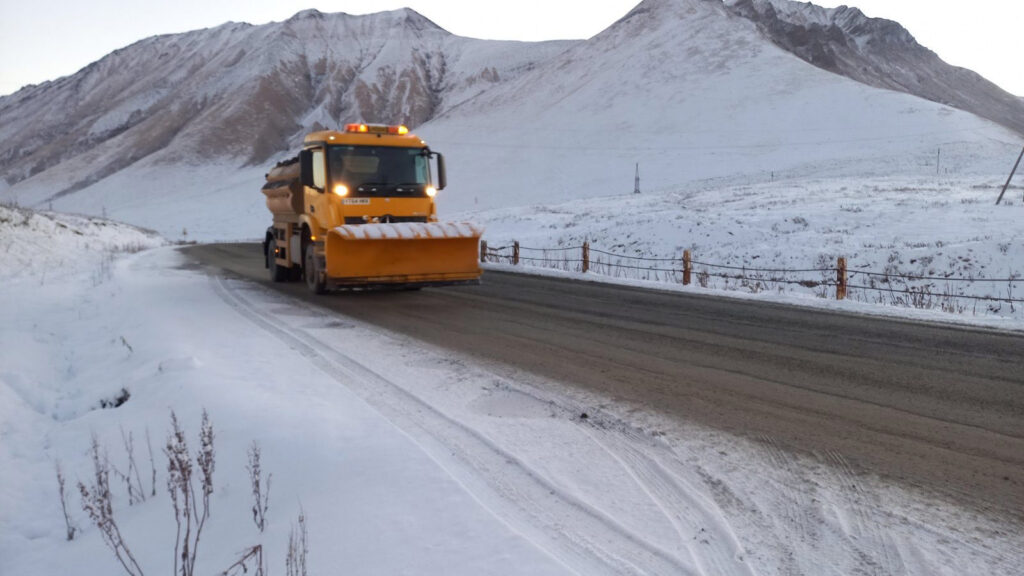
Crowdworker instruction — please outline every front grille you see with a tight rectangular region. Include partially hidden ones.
[351,185,426,198]
[343,216,429,225]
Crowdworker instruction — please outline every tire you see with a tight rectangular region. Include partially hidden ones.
[268,238,288,282]
[304,244,326,294]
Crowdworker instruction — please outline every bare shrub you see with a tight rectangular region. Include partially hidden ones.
[55,460,78,541]
[246,441,271,533]
[814,254,833,298]
[78,435,145,576]
[66,413,287,576]
[697,268,710,288]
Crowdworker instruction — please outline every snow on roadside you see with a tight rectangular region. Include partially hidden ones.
[0,210,569,575]
[0,204,165,280]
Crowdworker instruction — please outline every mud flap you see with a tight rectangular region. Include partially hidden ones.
[325,222,483,286]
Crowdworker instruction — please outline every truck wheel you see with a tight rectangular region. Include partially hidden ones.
[268,238,288,282]
[304,244,326,294]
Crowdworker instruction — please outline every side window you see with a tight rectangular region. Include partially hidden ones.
[312,149,325,190]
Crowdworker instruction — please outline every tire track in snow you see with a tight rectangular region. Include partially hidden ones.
[754,434,821,576]
[822,449,904,576]
[211,276,698,576]
[581,424,757,576]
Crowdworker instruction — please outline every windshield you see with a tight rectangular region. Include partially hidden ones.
[328,145,429,196]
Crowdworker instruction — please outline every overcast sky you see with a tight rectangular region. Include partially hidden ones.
[0,0,1021,97]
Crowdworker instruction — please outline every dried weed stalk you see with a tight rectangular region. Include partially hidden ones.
[115,426,146,506]
[165,409,215,576]
[219,545,265,576]
[145,428,157,498]
[55,460,78,541]
[78,434,145,576]
[285,510,308,576]
[246,441,271,533]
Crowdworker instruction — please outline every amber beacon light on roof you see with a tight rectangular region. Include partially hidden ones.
[259,123,483,293]
[343,123,410,135]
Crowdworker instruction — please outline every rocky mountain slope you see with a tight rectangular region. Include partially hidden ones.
[725,0,1024,135]
[0,8,569,196]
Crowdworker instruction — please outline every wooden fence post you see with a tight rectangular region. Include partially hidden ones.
[513,241,520,266]
[582,242,590,273]
[480,240,487,263]
[683,250,692,285]
[837,257,847,300]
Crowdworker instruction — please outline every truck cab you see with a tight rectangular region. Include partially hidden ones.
[298,123,446,236]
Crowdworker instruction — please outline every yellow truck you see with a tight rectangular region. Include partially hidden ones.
[261,123,482,293]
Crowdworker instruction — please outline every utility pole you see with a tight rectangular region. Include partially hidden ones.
[936,148,940,175]
[996,146,1024,205]
[633,163,640,194]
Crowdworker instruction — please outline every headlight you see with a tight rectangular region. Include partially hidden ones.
[333,184,349,197]
[425,186,438,198]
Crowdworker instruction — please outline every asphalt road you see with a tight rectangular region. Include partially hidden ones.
[183,242,1024,517]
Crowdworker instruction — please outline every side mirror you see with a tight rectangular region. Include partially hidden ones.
[299,150,315,189]
[435,153,447,190]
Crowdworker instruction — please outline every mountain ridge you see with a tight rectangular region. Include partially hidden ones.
[0,8,570,194]
[0,0,1020,221]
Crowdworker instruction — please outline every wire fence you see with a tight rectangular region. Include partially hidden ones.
[480,240,1024,316]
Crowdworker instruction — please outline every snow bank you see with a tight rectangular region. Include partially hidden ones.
[0,246,568,575]
[0,204,165,280]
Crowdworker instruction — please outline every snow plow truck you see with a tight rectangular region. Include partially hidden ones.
[261,123,482,293]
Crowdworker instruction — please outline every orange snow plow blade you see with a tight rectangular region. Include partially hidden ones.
[325,222,483,287]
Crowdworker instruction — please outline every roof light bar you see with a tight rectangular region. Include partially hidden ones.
[343,123,409,135]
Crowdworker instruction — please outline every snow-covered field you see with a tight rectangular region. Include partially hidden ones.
[2,207,1022,575]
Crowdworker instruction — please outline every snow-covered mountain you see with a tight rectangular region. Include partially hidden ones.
[0,0,1021,238]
